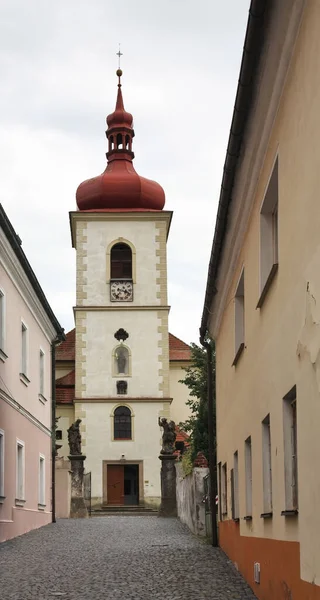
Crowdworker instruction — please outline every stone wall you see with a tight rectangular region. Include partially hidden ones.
[55,458,71,518]
[175,463,209,537]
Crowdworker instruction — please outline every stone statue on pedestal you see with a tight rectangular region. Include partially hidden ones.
[67,419,82,455]
[158,417,176,455]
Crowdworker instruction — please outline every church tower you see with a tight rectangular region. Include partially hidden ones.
[70,69,172,508]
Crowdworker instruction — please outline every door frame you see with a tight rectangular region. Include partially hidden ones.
[102,460,144,506]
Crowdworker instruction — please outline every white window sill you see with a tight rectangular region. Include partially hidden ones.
[38,503,46,511]
[19,373,30,387]
[38,393,47,404]
[0,495,6,504]
[15,498,26,507]
[0,348,8,363]
[232,342,245,367]
[257,263,278,309]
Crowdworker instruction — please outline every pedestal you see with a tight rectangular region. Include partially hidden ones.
[158,454,177,517]
[68,454,88,518]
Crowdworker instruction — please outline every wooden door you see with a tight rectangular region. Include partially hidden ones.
[107,464,124,505]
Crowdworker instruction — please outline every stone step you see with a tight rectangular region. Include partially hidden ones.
[90,505,158,517]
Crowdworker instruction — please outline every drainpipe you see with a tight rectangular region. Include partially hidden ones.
[200,333,218,547]
[51,336,62,524]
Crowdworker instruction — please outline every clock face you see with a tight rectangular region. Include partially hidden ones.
[110,281,133,302]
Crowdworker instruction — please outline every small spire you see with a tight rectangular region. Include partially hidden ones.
[116,44,123,86]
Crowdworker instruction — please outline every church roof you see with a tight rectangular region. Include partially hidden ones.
[56,369,75,386]
[168,333,191,361]
[76,70,165,212]
[56,328,75,360]
[56,329,191,362]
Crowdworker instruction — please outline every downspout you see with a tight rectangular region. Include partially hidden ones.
[51,336,62,523]
[200,333,217,547]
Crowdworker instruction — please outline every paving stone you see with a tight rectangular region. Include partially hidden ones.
[0,517,257,599]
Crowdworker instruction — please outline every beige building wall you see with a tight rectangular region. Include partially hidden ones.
[56,405,74,458]
[210,2,320,589]
[169,363,191,425]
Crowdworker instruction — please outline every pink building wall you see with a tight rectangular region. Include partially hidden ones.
[0,401,52,542]
[0,217,63,542]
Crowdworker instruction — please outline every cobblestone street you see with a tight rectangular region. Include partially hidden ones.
[0,517,257,600]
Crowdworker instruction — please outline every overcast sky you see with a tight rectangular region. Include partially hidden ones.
[0,0,250,345]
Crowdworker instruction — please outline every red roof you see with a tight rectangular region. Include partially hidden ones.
[56,328,75,361]
[56,370,75,386]
[169,333,191,361]
[56,387,74,404]
[56,329,191,363]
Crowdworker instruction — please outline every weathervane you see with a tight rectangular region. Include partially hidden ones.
[116,44,123,85]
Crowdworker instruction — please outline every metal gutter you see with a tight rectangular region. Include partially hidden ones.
[0,204,65,339]
[200,0,268,340]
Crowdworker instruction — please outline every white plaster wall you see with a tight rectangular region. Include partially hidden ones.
[84,310,163,397]
[176,463,209,536]
[169,364,191,424]
[84,220,162,306]
[82,401,164,503]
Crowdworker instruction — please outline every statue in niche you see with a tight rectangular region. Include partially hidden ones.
[115,346,128,374]
[117,380,128,395]
[67,419,82,455]
[158,417,176,455]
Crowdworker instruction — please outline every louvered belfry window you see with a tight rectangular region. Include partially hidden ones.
[111,243,132,279]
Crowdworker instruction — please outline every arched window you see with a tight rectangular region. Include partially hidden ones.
[117,133,123,149]
[114,406,132,439]
[114,345,129,375]
[111,243,132,279]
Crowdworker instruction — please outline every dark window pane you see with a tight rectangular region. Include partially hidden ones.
[111,243,132,279]
[114,406,132,439]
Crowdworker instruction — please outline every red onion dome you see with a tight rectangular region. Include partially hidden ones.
[76,69,165,212]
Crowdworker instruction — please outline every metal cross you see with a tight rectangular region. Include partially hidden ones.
[117,44,123,69]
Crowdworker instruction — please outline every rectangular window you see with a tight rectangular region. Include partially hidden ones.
[218,462,222,520]
[39,349,44,396]
[16,441,25,501]
[0,289,6,355]
[21,321,28,377]
[262,414,272,515]
[39,455,45,506]
[0,429,4,499]
[233,269,245,365]
[283,387,298,512]
[245,436,252,518]
[221,463,227,516]
[233,451,239,520]
[258,156,279,307]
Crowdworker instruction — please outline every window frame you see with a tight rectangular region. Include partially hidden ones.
[257,155,279,308]
[113,405,133,441]
[233,451,239,520]
[0,429,5,501]
[39,348,45,400]
[106,238,136,284]
[20,320,30,385]
[233,269,245,366]
[38,454,46,508]
[261,414,273,517]
[0,288,7,362]
[16,439,25,505]
[282,386,298,515]
[244,436,252,519]
[221,462,227,517]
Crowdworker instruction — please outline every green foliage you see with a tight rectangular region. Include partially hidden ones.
[179,340,215,463]
[181,448,193,477]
